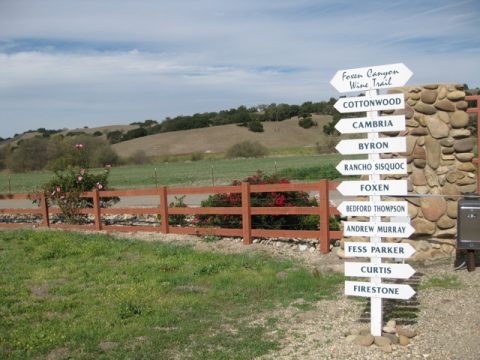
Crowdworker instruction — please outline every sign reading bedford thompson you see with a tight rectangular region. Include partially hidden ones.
[338,200,409,217]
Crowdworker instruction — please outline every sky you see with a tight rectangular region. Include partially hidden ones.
[1,0,479,138]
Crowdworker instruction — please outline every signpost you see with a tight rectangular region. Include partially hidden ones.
[335,137,406,155]
[330,63,413,93]
[336,159,407,176]
[344,262,415,279]
[337,180,407,196]
[335,115,405,134]
[344,242,416,259]
[330,63,414,337]
[337,200,409,217]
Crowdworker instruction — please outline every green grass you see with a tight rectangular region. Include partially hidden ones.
[0,229,344,359]
[0,154,347,193]
[419,274,462,290]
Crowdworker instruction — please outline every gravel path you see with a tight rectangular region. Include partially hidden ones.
[114,232,480,360]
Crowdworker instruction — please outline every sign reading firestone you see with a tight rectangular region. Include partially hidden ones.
[331,63,414,337]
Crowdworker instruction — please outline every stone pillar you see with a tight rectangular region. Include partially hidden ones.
[382,84,476,260]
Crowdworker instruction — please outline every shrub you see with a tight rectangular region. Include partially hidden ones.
[247,120,264,132]
[168,195,188,226]
[225,140,268,159]
[190,152,204,161]
[36,143,118,224]
[196,171,339,230]
[128,150,150,165]
[298,116,317,129]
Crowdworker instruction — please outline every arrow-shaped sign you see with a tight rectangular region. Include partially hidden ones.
[345,262,415,279]
[336,158,407,176]
[345,281,415,300]
[335,115,405,134]
[337,180,407,196]
[334,94,405,113]
[337,201,409,217]
[344,242,416,259]
[343,221,414,238]
[330,63,413,93]
[336,137,406,155]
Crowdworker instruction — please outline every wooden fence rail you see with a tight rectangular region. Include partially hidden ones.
[0,180,342,253]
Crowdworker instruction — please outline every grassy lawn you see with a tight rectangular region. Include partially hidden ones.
[0,153,347,193]
[0,230,343,359]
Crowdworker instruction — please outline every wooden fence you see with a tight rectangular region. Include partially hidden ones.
[0,180,342,253]
[465,95,480,194]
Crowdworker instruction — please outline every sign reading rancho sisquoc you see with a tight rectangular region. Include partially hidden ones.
[330,63,414,337]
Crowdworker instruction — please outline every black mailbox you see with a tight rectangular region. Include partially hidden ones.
[457,198,480,250]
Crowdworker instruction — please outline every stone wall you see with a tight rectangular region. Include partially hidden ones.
[339,84,477,261]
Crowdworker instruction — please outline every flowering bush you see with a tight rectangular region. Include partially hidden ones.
[36,143,118,224]
[196,171,339,230]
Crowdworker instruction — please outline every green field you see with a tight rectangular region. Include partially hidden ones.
[0,230,343,359]
[0,154,348,193]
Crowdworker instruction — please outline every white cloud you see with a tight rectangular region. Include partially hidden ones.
[0,0,479,137]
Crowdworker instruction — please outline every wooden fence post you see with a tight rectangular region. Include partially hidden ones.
[159,186,169,234]
[40,193,50,228]
[241,182,252,245]
[92,189,102,231]
[319,179,330,253]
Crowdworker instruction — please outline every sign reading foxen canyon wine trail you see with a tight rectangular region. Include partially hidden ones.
[330,63,414,337]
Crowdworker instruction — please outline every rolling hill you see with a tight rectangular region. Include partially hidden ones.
[111,114,334,158]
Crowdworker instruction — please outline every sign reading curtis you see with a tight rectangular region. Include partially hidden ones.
[330,63,414,337]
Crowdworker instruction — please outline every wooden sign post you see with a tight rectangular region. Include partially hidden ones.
[331,63,414,336]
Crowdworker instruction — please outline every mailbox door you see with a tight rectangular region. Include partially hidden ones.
[458,202,480,248]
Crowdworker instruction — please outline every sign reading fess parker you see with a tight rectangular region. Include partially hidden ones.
[330,63,413,93]
[334,94,405,113]
[345,281,415,300]
[337,180,408,196]
[335,115,405,134]
[336,137,406,155]
[344,242,416,259]
[345,262,415,279]
[336,158,407,176]
[343,221,414,238]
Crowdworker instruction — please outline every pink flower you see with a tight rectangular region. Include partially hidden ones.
[75,143,84,149]
[56,186,61,192]
[80,168,86,175]
[77,175,83,182]
[51,190,56,196]
[96,182,103,190]
[104,164,112,170]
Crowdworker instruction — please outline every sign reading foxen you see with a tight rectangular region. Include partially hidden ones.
[330,63,413,93]
[337,180,408,196]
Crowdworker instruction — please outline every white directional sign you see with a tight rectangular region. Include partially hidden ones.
[330,63,413,93]
[345,281,415,300]
[334,94,405,113]
[344,242,416,259]
[337,180,407,196]
[335,115,405,134]
[343,221,414,238]
[345,262,416,279]
[336,158,407,176]
[336,137,406,155]
[338,201,409,217]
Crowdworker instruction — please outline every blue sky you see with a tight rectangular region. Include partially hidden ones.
[1,0,479,138]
